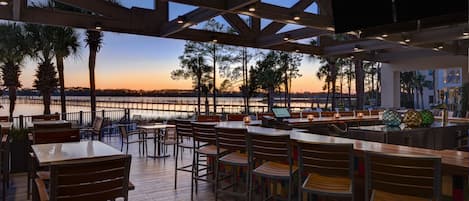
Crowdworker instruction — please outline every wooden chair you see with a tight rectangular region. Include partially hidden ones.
[215,127,249,200]
[320,111,335,117]
[33,122,71,130]
[297,141,354,201]
[34,155,132,201]
[191,122,227,200]
[226,114,248,121]
[80,116,104,140]
[248,134,296,201]
[365,152,441,201]
[339,111,355,117]
[32,128,80,144]
[31,114,60,122]
[118,125,144,155]
[174,119,195,189]
[197,115,221,122]
[0,116,9,122]
[0,134,9,201]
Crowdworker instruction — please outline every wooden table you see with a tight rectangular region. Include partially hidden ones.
[31,141,124,166]
[137,124,176,158]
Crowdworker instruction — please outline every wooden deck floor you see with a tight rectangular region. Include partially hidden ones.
[6,137,219,201]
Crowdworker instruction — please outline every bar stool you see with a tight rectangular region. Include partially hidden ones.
[365,152,441,201]
[174,119,194,189]
[191,122,227,200]
[248,134,296,201]
[297,141,354,201]
[214,127,249,200]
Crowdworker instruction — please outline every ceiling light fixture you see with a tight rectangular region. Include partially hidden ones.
[463,27,469,36]
[95,22,103,30]
[176,16,186,24]
[248,6,256,12]
[381,34,388,38]
[353,45,363,52]
[0,1,8,6]
[295,49,300,53]
[283,34,291,41]
[211,36,218,43]
[404,38,411,43]
[293,15,301,21]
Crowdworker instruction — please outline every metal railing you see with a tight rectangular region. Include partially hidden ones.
[11,109,130,128]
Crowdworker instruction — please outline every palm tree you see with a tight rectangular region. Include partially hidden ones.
[84,30,102,120]
[0,23,30,119]
[172,42,212,115]
[413,72,432,109]
[25,24,59,114]
[52,27,80,119]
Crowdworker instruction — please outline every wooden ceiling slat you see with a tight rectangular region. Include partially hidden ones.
[160,8,220,37]
[55,0,130,19]
[222,13,252,36]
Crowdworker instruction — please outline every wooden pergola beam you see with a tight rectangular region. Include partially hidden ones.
[269,42,322,55]
[55,0,130,18]
[222,13,252,36]
[257,27,329,47]
[260,0,316,36]
[160,8,220,37]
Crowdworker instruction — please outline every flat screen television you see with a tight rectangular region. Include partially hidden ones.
[272,108,291,119]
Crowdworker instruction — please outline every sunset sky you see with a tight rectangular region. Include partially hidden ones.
[19,0,325,93]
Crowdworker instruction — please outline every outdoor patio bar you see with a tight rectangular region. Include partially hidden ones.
[0,0,467,201]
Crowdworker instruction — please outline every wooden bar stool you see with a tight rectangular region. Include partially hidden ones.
[248,134,297,201]
[365,152,441,201]
[174,119,194,189]
[297,141,354,201]
[191,122,227,200]
[214,127,249,200]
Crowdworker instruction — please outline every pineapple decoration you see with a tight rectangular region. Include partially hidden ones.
[419,110,435,126]
[403,110,423,127]
[382,110,401,127]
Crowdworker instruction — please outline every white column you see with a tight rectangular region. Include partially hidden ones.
[381,63,401,108]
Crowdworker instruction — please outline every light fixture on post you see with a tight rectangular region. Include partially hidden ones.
[94,22,103,31]
[283,34,291,41]
[176,16,186,24]
[353,45,363,52]
[0,1,8,6]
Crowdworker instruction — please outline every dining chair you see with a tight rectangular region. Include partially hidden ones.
[197,115,221,122]
[226,114,248,121]
[365,152,441,201]
[174,119,195,190]
[191,122,227,200]
[33,155,132,201]
[80,116,104,140]
[118,125,145,155]
[297,141,354,201]
[0,133,9,201]
[214,127,249,200]
[248,134,296,201]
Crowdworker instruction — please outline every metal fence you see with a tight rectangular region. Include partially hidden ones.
[11,109,130,128]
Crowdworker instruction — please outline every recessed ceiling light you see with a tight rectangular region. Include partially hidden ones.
[0,1,8,6]
[293,16,301,21]
[432,47,440,51]
[95,22,102,30]
[463,31,469,36]
[438,45,444,49]
[283,34,290,41]
[353,45,363,52]
[212,38,218,43]
[404,38,411,43]
[248,6,256,12]
[381,34,388,38]
[295,49,300,53]
[176,16,186,24]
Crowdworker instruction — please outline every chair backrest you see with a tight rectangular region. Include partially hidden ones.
[248,134,290,164]
[192,122,217,145]
[33,128,80,144]
[175,119,193,138]
[215,127,248,153]
[226,114,248,121]
[93,116,104,131]
[320,111,335,117]
[339,111,354,117]
[365,152,441,201]
[118,125,129,139]
[197,115,221,122]
[31,114,60,122]
[49,155,131,201]
[33,122,72,130]
[0,116,9,122]
[298,142,354,179]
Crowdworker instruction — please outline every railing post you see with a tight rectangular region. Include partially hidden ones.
[79,111,83,126]
[19,115,24,129]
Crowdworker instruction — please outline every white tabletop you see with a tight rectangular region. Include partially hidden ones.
[31,141,124,166]
[32,120,69,125]
[137,124,176,129]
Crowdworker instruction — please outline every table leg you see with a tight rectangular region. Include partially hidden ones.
[146,128,169,159]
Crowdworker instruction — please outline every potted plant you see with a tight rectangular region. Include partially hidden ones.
[9,128,30,173]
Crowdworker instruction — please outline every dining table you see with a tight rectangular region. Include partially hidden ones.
[137,124,176,158]
[31,140,124,167]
